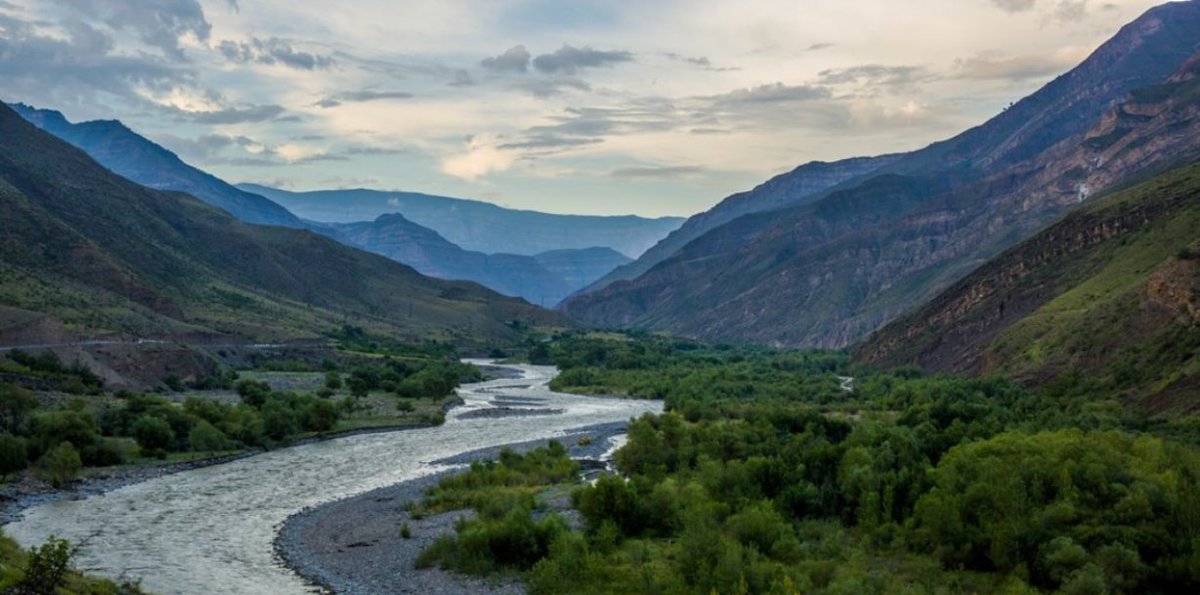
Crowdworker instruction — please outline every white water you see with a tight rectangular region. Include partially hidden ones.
[4,362,661,594]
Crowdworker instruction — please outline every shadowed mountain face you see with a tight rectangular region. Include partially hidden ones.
[11,104,305,229]
[0,102,563,344]
[238,184,683,258]
[563,2,1200,349]
[856,160,1200,414]
[332,215,631,307]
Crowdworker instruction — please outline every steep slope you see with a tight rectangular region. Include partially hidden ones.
[333,214,570,307]
[584,155,899,292]
[240,184,683,257]
[564,2,1200,348]
[0,102,562,345]
[11,104,305,229]
[856,161,1200,413]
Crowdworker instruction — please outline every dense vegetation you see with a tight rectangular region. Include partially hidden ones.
[0,531,146,594]
[0,348,477,486]
[424,334,1200,594]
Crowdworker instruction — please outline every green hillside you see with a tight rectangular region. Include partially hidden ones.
[857,161,1200,413]
[0,102,563,346]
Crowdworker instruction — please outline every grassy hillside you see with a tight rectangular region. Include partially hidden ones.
[857,161,1200,412]
[0,103,563,346]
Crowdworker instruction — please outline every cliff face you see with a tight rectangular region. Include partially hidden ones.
[563,3,1200,349]
[855,161,1200,412]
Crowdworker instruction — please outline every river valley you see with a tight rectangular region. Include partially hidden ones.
[3,362,661,594]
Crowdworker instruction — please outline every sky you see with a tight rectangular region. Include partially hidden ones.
[0,0,1170,217]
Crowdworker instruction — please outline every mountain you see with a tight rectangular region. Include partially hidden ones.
[583,155,899,292]
[333,215,631,306]
[11,103,305,229]
[856,160,1200,413]
[533,248,631,293]
[238,184,684,258]
[563,2,1200,348]
[0,102,562,346]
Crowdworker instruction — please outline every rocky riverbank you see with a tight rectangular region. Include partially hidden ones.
[274,422,628,595]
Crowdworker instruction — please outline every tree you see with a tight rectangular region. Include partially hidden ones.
[0,383,39,434]
[20,535,71,595]
[235,380,272,408]
[188,420,229,454]
[0,432,29,477]
[303,399,338,432]
[324,372,343,391]
[38,442,82,487]
[132,415,175,452]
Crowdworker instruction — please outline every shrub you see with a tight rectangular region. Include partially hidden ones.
[0,432,29,477]
[132,415,175,452]
[37,442,82,487]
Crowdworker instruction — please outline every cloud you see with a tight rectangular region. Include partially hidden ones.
[0,15,186,111]
[953,52,1077,81]
[990,0,1037,11]
[218,36,333,70]
[664,53,739,72]
[50,0,210,59]
[481,45,531,72]
[512,78,591,98]
[440,135,517,180]
[807,42,835,52]
[450,69,473,86]
[817,65,933,89]
[611,165,705,179]
[709,83,831,105]
[532,45,633,74]
[173,104,285,124]
[314,89,413,108]
[499,134,603,150]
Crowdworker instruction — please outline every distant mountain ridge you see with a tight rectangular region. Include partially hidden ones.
[239,184,684,258]
[332,214,631,306]
[11,103,305,229]
[0,101,562,346]
[563,2,1200,348]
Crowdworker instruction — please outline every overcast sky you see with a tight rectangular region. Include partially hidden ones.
[0,0,1168,217]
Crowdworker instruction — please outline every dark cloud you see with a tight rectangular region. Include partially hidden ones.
[314,89,413,108]
[817,65,933,89]
[532,45,633,74]
[0,14,186,113]
[499,134,603,150]
[481,45,531,72]
[50,0,210,59]
[450,69,474,86]
[218,37,333,70]
[174,104,285,124]
[611,165,705,179]
[991,0,1037,11]
[343,145,407,156]
[807,42,834,52]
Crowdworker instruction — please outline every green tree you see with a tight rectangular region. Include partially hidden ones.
[0,432,29,477]
[37,442,82,487]
[324,372,343,391]
[188,420,229,454]
[19,535,71,595]
[132,415,175,452]
[235,380,272,408]
[0,383,38,434]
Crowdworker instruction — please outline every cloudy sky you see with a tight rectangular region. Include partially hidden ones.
[0,0,1167,217]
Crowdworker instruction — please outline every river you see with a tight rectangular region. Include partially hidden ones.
[4,362,661,594]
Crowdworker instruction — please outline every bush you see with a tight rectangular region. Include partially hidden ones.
[0,432,29,477]
[132,415,175,452]
[37,442,82,487]
[188,420,229,453]
[324,372,343,391]
[19,535,71,594]
[235,380,272,408]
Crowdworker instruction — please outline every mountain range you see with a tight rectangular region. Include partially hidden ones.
[332,214,631,306]
[563,1,1200,349]
[239,184,683,258]
[11,105,655,305]
[0,102,561,347]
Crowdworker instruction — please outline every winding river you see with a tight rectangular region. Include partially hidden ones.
[4,362,661,594]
